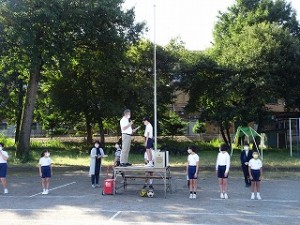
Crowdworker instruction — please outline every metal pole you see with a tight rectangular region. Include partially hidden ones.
[153,4,157,151]
[289,118,292,157]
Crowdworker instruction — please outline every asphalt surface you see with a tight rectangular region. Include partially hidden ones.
[0,167,299,225]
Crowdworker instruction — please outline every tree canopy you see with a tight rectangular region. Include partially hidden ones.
[181,0,300,145]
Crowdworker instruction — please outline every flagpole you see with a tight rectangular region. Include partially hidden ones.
[153,4,157,151]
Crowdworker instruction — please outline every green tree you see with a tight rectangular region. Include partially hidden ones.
[123,40,177,126]
[193,120,206,134]
[181,0,300,145]
[159,111,188,136]
[0,0,144,160]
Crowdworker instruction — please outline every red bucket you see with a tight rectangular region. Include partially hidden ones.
[102,178,115,195]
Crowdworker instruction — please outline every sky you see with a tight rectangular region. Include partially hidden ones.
[123,0,300,50]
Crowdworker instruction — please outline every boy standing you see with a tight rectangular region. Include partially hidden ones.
[248,151,263,200]
[143,116,154,167]
[240,142,253,187]
[216,144,230,199]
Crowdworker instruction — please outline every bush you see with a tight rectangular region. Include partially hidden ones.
[0,134,14,147]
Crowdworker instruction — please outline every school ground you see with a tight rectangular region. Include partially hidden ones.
[0,166,299,225]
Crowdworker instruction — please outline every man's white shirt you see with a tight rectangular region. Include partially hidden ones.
[120,117,132,134]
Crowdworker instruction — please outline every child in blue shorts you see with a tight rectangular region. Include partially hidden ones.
[216,144,230,199]
[39,150,52,195]
[186,145,199,199]
[0,143,9,194]
[248,151,263,200]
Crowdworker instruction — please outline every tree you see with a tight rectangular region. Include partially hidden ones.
[42,1,144,145]
[0,0,144,160]
[211,0,300,130]
[123,40,177,125]
[181,0,300,145]
[159,111,188,136]
[193,120,206,134]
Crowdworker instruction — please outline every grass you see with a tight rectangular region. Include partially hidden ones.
[3,137,300,178]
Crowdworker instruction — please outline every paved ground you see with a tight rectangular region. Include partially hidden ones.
[0,167,299,225]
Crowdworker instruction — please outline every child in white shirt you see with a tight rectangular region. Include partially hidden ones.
[186,145,199,199]
[39,150,52,195]
[0,143,9,194]
[248,151,263,200]
[216,144,230,199]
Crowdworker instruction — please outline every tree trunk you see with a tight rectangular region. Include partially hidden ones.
[98,118,105,147]
[85,115,93,145]
[16,64,41,161]
[219,124,229,145]
[226,127,232,149]
[15,79,25,144]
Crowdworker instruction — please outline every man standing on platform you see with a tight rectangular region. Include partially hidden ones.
[120,109,134,167]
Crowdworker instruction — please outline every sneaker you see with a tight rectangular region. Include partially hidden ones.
[125,162,132,166]
[189,193,193,199]
[142,184,147,189]
[149,185,154,189]
[45,189,49,195]
[251,193,255,200]
[3,188,8,194]
[220,193,224,199]
[120,163,127,167]
[256,193,261,200]
[224,193,228,199]
[145,162,154,167]
[42,191,47,195]
[193,194,197,199]
[92,184,96,188]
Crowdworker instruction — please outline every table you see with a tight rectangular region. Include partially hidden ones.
[113,166,172,198]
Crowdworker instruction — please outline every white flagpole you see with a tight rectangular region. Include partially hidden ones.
[153,4,157,151]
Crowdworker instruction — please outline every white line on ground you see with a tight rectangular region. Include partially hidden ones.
[29,181,76,197]
[210,198,299,203]
[109,211,121,221]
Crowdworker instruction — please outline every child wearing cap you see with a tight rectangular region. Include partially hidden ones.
[0,143,9,194]
[216,143,230,199]
[248,151,263,200]
[186,145,199,199]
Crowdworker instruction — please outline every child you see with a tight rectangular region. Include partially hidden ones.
[248,151,263,200]
[112,143,124,180]
[114,143,122,167]
[143,148,155,189]
[186,145,199,199]
[216,144,230,199]
[143,116,154,167]
[240,142,253,187]
[38,150,52,195]
[89,141,106,188]
[0,143,9,194]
